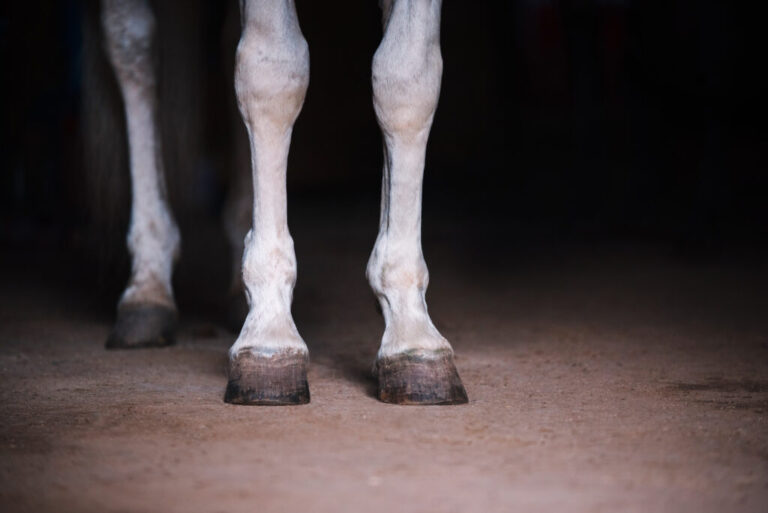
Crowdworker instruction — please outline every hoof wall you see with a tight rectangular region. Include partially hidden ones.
[225,351,310,405]
[106,304,177,349]
[377,352,468,405]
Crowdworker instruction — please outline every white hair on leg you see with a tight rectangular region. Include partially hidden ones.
[368,0,467,404]
[224,0,310,405]
[101,0,180,348]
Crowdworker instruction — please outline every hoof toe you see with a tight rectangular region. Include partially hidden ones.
[225,350,310,405]
[106,304,177,349]
[377,352,468,405]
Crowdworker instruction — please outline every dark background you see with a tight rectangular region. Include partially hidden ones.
[1,0,766,314]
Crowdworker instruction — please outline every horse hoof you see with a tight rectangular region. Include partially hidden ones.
[225,350,310,405]
[106,304,177,349]
[376,352,468,405]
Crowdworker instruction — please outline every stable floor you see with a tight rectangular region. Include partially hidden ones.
[1,216,767,513]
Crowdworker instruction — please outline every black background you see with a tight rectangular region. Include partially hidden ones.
[2,0,766,307]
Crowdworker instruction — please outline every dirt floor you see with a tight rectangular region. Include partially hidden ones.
[1,217,767,512]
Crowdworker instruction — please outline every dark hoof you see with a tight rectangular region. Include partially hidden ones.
[106,304,177,349]
[226,292,249,333]
[225,350,310,405]
[377,352,468,405]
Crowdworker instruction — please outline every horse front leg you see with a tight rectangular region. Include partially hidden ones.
[101,0,180,348]
[368,0,467,404]
[224,0,310,405]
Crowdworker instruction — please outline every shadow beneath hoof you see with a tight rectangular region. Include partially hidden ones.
[345,362,377,400]
[311,345,379,400]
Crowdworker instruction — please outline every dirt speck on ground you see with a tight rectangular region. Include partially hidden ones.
[1,234,767,513]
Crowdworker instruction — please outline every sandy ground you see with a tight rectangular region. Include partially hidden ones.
[1,222,767,512]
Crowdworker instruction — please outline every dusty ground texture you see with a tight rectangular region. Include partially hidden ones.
[1,219,767,512]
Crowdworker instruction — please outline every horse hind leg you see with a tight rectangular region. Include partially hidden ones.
[368,0,467,404]
[101,0,180,348]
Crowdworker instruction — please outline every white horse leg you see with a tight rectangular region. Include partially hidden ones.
[101,0,180,348]
[368,0,467,404]
[224,0,310,405]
